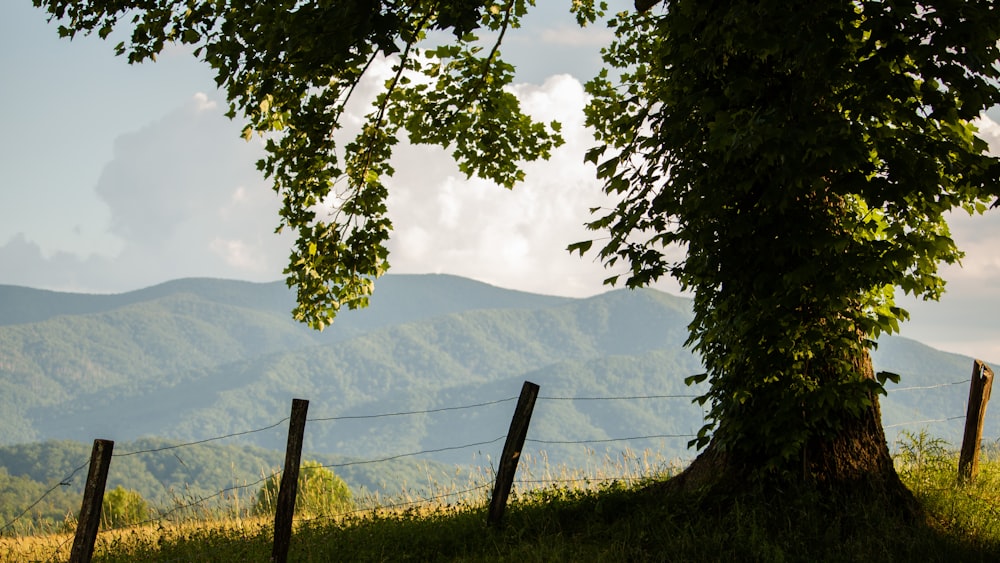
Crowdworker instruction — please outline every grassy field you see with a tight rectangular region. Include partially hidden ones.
[4,436,1000,562]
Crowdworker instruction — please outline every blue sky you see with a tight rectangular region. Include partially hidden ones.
[2,2,999,363]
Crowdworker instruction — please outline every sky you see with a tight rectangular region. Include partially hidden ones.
[1,3,999,363]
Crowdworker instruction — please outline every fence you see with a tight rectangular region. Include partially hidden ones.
[0,359,994,562]
[0,383,701,562]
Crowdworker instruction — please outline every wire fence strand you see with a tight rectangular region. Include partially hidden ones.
[113,417,290,458]
[538,393,700,401]
[0,458,90,534]
[527,433,696,445]
[886,379,968,393]
[319,436,508,469]
[307,397,518,422]
[884,415,966,429]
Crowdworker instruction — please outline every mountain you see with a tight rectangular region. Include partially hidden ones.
[0,275,570,330]
[0,275,993,498]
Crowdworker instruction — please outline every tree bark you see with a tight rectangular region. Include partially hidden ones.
[660,348,919,515]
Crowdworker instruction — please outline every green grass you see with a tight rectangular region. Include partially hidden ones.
[4,441,1000,562]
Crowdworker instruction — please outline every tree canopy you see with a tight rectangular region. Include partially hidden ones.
[33,0,1000,487]
[35,0,565,328]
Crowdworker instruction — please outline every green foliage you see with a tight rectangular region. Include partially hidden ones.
[894,429,954,496]
[895,429,952,473]
[32,0,562,329]
[101,485,151,529]
[580,1,1000,474]
[896,440,1000,546]
[253,461,355,517]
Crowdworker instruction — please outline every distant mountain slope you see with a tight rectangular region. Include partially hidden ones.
[0,274,573,442]
[20,287,701,463]
[0,274,571,329]
[0,274,992,478]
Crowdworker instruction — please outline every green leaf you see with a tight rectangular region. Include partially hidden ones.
[567,240,594,255]
[876,371,902,386]
[684,372,708,386]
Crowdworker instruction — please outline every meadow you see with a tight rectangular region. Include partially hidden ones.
[3,433,999,562]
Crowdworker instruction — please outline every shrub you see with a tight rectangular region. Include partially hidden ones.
[254,461,354,517]
[101,485,151,529]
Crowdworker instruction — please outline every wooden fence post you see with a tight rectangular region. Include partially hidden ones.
[69,439,114,563]
[272,398,309,563]
[487,381,540,528]
[958,360,994,484]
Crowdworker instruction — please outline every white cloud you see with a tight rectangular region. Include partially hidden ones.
[974,114,1000,154]
[209,237,268,270]
[0,93,292,292]
[540,25,614,47]
[381,74,615,296]
[192,91,218,112]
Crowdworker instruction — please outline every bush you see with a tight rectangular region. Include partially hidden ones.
[254,461,354,517]
[101,485,151,529]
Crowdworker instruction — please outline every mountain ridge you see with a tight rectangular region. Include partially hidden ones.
[0,274,575,328]
[0,274,991,471]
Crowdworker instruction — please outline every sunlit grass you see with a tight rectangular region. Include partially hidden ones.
[894,432,1000,548]
[4,443,1000,562]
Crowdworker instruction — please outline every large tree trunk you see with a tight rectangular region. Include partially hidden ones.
[801,349,899,486]
[660,348,919,516]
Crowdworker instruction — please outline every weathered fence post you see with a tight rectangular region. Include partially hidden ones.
[69,439,114,563]
[487,381,540,528]
[958,360,994,484]
[272,398,309,563]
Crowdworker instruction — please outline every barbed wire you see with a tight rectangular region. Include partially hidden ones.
[526,433,696,446]
[0,394,514,546]
[3,418,291,544]
[153,472,278,522]
[886,379,968,393]
[884,415,966,429]
[10,459,97,563]
[513,475,660,487]
[538,393,700,401]
[318,436,508,469]
[116,435,509,527]
[0,458,90,535]
[113,417,290,458]
[307,397,517,422]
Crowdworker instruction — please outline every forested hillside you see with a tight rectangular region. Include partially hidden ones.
[0,275,991,502]
[0,437,458,530]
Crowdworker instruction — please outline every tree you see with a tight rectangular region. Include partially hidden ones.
[101,485,150,529]
[578,1,1000,499]
[254,461,355,517]
[32,0,1000,500]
